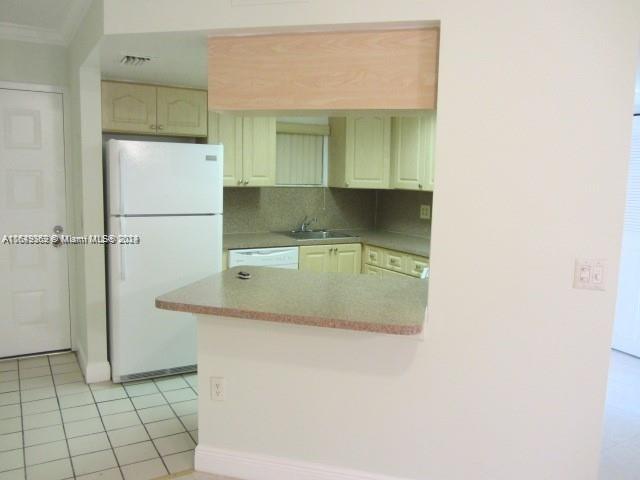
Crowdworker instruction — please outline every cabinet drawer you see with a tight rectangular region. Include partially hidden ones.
[363,265,384,276]
[363,245,383,267]
[406,255,429,278]
[382,250,405,272]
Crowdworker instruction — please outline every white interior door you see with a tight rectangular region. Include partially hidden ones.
[0,88,70,358]
[613,116,640,356]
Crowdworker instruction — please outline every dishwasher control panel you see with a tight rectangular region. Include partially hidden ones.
[228,247,299,269]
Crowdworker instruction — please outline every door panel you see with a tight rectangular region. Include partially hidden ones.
[157,87,207,137]
[209,113,243,186]
[109,214,222,380]
[0,88,70,357]
[242,117,276,186]
[107,141,223,215]
[334,244,362,274]
[101,82,157,134]
[299,245,331,273]
[346,116,390,188]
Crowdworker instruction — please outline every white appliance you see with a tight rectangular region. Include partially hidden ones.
[229,247,299,269]
[106,140,223,382]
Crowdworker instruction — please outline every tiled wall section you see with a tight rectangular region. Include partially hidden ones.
[224,187,376,234]
[375,190,433,238]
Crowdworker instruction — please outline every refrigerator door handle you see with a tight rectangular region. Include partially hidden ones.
[119,152,127,214]
[120,216,127,281]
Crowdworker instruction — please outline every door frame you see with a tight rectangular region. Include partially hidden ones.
[0,80,75,356]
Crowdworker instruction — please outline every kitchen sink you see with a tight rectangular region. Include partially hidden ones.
[286,230,355,241]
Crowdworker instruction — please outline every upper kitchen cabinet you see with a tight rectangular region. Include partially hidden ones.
[391,113,436,191]
[208,113,276,187]
[242,117,277,186]
[328,115,391,189]
[101,81,208,137]
[102,81,157,135]
[156,87,208,137]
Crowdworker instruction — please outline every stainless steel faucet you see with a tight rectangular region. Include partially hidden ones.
[298,216,317,232]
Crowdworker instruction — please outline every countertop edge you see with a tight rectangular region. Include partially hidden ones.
[155,298,423,336]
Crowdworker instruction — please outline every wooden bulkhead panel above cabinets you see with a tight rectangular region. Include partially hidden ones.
[208,28,439,111]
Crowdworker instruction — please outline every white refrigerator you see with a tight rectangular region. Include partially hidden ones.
[106,140,223,382]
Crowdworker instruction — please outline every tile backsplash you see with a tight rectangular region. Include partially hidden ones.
[224,187,376,234]
[375,190,433,238]
[224,187,432,238]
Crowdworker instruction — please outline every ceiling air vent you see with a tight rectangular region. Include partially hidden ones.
[120,55,151,66]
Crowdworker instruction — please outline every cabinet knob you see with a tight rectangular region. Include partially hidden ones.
[157,125,164,131]
[237,180,243,185]
[344,182,349,188]
[418,184,423,189]
[243,180,249,185]
[149,124,156,129]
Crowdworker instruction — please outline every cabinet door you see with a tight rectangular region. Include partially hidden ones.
[345,116,390,189]
[299,245,332,273]
[209,113,243,186]
[101,82,157,134]
[242,117,276,186]
[391,116,428,191]
[333,244,362,274]
[156,87,208,137]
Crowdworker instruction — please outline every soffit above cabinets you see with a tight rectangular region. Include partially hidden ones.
[0,0,91,45]
[208,28,439,111]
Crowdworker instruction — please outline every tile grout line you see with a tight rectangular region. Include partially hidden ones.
[84,381,126,479]
[48,355,77,480]
[122,380,171,476]
[16,359,27,480]
[153,378,198,452]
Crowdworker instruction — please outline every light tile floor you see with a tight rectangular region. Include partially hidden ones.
[2,350,638,480]
[0,352,198,480]
[599,350,640,479]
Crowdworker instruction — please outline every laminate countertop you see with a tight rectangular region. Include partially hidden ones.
[223,230,430,257]
[156,266,428,335]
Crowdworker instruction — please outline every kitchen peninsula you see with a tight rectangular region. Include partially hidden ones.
[156,267,429,478]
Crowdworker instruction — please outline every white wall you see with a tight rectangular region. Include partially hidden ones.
[0,39,67,86]
[92,1,639,478]
[67,0,110,382]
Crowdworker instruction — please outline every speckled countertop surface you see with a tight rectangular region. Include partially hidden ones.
[223,230,430,257]
[156,266,428,335]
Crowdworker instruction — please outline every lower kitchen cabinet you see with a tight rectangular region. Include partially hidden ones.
[362,244,429,279]
[299,243,362,274]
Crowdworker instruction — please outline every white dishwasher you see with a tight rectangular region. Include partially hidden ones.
[228,246,299,269]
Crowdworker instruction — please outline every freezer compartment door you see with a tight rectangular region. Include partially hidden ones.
[108,214,222,381]
[107,140,223,215]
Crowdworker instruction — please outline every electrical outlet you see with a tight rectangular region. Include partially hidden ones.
[419,205,431,220]
[573,259,606,291]
[210,376,225,401]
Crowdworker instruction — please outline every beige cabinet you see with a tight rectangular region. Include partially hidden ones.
[362,244,429,279]
[329,115,391,189]
[156,87,207,137]
[208,113,276,187]
[391,113,436,191]
[299,244,362,274]
[101,82,157,134]
[101,81,207,137]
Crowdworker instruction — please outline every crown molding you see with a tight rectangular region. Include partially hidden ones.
[0,0,92,46]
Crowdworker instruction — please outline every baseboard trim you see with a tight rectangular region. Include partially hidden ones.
[195,445,411,480]
[75,345,111,383]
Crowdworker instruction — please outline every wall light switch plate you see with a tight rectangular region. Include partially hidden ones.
[573,259,606,291]
[420,205,431,220]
